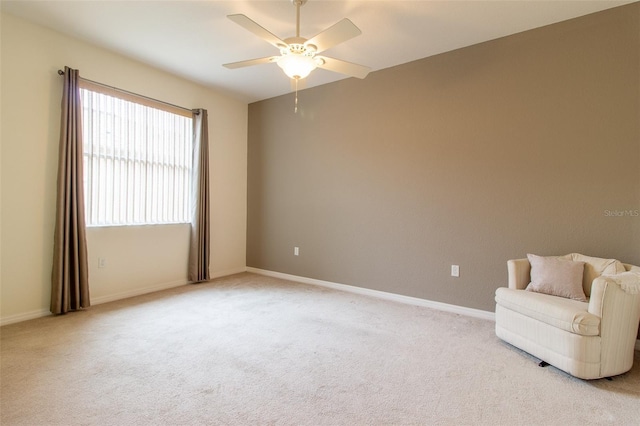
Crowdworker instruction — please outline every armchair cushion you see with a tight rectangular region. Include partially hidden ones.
[525,254,587,302]
[562,253,626,297]
[496,287,599,336]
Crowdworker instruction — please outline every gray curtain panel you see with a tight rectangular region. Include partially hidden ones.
[188,109,211,282]
[51,66,90,314]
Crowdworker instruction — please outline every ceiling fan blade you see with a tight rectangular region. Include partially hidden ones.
[305,18,361,53]
[316,56,370,79]
[228,14,286,49]
[223,56,279,69]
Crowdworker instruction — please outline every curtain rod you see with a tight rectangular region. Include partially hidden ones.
[57,69,199,115]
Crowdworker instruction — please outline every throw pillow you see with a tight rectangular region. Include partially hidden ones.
[562,253,626,297]
[601,271,640,295]
[526,254,587,302]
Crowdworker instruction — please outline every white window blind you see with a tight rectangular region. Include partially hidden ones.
[80,87,193,226]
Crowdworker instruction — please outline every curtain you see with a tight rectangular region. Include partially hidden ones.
[188,109,211,282]
[51,66,90,314]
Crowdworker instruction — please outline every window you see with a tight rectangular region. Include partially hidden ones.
[80,85,193,226]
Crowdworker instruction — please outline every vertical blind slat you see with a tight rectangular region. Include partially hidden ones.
[80,88,192,226]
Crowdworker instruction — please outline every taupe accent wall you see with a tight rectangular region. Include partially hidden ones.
[247,4,640,313]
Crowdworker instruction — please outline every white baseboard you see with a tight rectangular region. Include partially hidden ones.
[5,267,637,351]
[91,279,189,306]
[0,308,52,327]
[211,266,248,279]
[247,268,640,350]
[246,267,496,322]
[87,265,248,306]
[0,266,248,327]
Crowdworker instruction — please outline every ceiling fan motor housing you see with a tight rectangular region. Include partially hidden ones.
[280,37,316,56]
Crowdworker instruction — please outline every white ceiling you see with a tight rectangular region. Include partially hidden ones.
[2,0,634,103]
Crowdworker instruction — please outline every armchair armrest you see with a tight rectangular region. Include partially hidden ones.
[588,276,640,377]
[507,258,531,290]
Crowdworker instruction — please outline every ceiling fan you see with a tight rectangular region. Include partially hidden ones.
[223,0,370,82]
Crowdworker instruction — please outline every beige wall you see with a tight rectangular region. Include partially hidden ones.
[0,13,248,323]
[247,4,640,312]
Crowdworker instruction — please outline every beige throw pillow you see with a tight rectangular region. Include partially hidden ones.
[526,254,587,302]
[562,253,626,297]
[601,271,640,295]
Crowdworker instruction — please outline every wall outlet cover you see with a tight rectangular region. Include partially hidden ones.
[451,265,460,277]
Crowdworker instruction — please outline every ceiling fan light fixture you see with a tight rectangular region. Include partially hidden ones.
[277,53,317,79]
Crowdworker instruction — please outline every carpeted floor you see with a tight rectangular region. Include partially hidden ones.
[1,272,639,425]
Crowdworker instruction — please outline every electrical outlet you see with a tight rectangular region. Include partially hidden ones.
[294,247,300,256]
[98,257,107,268]
[451,265,460,277]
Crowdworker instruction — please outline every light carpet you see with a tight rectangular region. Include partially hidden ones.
[1,272,639,425]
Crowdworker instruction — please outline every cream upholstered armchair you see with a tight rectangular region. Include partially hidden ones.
[495,253,640,380]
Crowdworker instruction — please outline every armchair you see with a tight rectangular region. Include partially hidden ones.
[495,253,640,380]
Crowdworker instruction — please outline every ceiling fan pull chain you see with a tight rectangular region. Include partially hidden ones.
[294,78,299,113]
